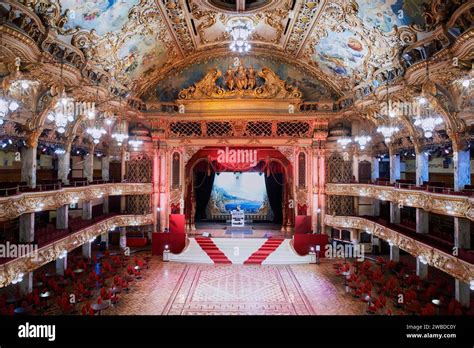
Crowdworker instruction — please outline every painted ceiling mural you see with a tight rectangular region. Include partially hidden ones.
[153,56,340,102]
[59,0,140,36]
[356,0,428,32]
[18,0,434,97]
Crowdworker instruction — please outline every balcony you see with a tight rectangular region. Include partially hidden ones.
[326,183,474,221]
[0,182,152,222]
[324,215,474,284]
[0,213,153,288]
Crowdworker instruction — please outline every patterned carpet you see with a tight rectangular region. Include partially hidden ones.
[107,258,367,315]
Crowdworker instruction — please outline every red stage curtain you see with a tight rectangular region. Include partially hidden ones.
[169,214,185,234]
[293,234,329,256]
[295,215,311,234]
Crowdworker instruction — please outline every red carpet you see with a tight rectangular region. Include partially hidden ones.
[244,238,284,265]
[195,237,232,264]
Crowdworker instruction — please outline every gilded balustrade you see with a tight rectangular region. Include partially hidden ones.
[325,215,474,284]
[0,213,153,288]
[326,183,473,221]
[0,183,152,221]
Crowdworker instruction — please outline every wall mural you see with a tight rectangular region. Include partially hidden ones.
[60,0,140,36]
[356,0,428,33]
[313,29,368,77]
[155,56,339,102]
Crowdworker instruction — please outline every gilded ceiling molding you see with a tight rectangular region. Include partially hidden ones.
[284,0,325,56]
[0,183,152,222]
[325,215,474,283]
[326,183,474,221]
[0,213,154,288]
[159,0,196,55]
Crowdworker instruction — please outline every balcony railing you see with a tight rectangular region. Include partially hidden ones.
[0,183,152,221]
[324,215,474,284]
[326,183,474,221]
[0,213,154,288]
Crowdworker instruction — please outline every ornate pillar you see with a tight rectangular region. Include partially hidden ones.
[318,149,326,234]
[311,146,319,233]
[82,241,92,259]
[83,152,94,183]
[19,213,35,243]
[152,144,160,232]
[120,148,127,213]
[159,144,169,231]
[21,146,37,187]
[453,148,470,191]
[389,147,400,184]
[56,205,69,230]
[389,244,399,262]
[58,150,71,185]
[101,155,110,181]
[416,257,428,279]
[415,150,429,186]
[372,156,380,216]
[455,280,470,308]
[19,272,33,296]
[454,217,470,249]
[56,253,67,276]
[82,201,92,220]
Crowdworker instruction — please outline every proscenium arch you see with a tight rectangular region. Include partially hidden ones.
[183,147,295,227]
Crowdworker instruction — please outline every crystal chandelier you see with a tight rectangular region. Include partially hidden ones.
[112,132,128,146]
[355,135,371,150]
[0,96,19,124]
[47,91,74,133]
[47,62,75,133]
[337,137,352,149]
[129,138,143,151]
[377,125,399,143]
[226,17,253,53]
[87,126,106,144]
[414,112,443,138]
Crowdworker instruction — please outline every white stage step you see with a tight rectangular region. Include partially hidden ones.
[168,237,311,265]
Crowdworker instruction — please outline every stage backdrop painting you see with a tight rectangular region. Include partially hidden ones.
[207,172,273,220]
[155,55,339,102]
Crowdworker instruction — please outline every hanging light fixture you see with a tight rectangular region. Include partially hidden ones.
[0,95,19,124]
[112,99,128,146]
[413,108,443,138]
[129,137,143,151]
[46,61,74,133]
[86,126,106,144]
[377,125,399,143]
[355,135,371,150]
[377,84,399,143]
[413,60,443,138]
[337,137,352,149]
[226,17,253,53]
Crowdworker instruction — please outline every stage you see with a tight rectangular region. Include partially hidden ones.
[191,221,287,238]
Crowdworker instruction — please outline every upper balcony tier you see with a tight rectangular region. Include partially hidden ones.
[0,182,152,222]
[326,183,474,221]
[324,215,474,284]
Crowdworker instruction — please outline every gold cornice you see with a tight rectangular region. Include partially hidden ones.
[0,214,153,288]
[0,183,152,222]
[326,183,474,221]
[325,215,474,283]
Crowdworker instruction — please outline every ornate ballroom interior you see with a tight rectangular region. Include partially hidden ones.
[0,0,473,318]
